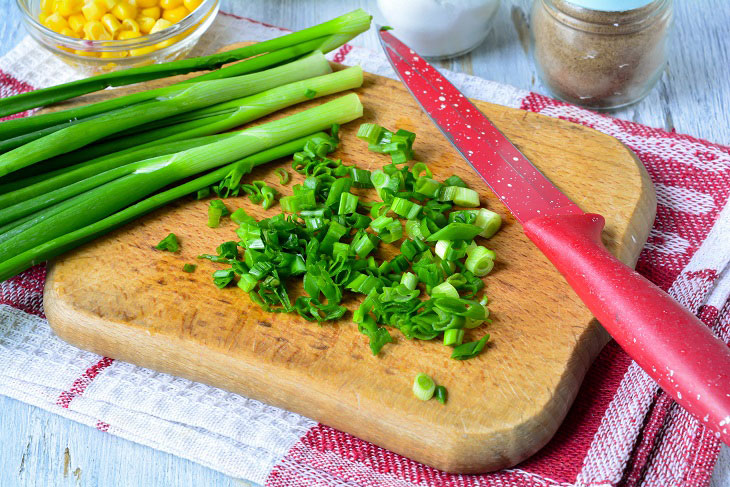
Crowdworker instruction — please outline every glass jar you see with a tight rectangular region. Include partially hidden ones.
[377,0,500,59]
[530,0,673,109]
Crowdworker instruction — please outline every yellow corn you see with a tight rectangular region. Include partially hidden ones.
[101,50,128,58]
[44,12,69,32]
[81,1,107,22]
[55,0,82,16]
[40,0,54,14]
[140,6,160,19]
[111,1,138,21]
[67,13,86,33]
[101,13,122,35]
[149,18,173,34]
[43,0,201,55]
[136,15,156,33]
[120,18,140,32]
[159,0,182,9]
[117,29,141,40]
[162,6,188,23]
[83,20,112,40]
[183,0,202,11]
[60,27,80,38]
[74,49,99,57]
[130,46,156,56]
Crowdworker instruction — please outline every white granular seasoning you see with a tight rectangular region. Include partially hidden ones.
[377,0,500,59]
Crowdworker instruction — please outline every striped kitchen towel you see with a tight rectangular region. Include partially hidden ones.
[1,12,729,487]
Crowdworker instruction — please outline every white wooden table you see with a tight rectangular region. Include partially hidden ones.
[0,1,728,485]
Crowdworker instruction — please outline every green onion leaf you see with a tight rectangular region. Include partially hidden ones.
[155,233,179,252]
[451,335,489,360]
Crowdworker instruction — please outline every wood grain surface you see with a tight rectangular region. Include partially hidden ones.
[42,49,656,473]
[2,1,728,484]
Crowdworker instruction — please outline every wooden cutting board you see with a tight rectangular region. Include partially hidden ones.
[43,45,656,473]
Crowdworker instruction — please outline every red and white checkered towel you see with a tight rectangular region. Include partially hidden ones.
[1,12,729,487]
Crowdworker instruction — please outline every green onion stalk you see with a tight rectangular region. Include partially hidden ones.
[0,33,357,144]
[0,93,363,280]
[0,52,333,176]
[0,66,364,220]
[18,65,364,187]
[0,132,331,281]
[0,8,371,118]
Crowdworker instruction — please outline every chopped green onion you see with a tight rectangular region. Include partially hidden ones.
[431,281,459,298]
[196,187,211,200]
[426,222,482,242]
[338,192,359,215]
[208,200,230,228]
[400,272,418,290]
[438,186,480,207]
[231,208,256,225]
[411,162,432,179]
[444,175,467,187]
[275,168,290,185]
[155,233,179,252]
[451,335,489,360]
[434,385,447,404]
[413,373,436,401]
[390,197,422,219]
[182,263,196,273]
[474,208,502,238]
[443,328,465,346]
[237,274,258,292]
[351,231,378,257]
[465,246,495,277]
[414,177,441,198]
[349,167,373,188]
[356,123,383,144]
[212,269,236,288]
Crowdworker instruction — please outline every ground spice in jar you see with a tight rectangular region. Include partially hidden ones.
[531,0,673,109]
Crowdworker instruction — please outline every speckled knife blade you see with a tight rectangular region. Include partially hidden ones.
[377,28,583,223]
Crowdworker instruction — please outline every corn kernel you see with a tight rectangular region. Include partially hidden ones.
[130,46,156,56]
[40,0,54,14]
[39,12,49,24]
[136,0,157,7]
[74,49,99,57]
[183,0,202,11]
[81,1,107,21]
[67,13,86,33]
[162,6,188,23]
[155,33,181,49]
[59,27,81,38]
[56,0,82,16]
[101,0,116,8]
[149,18,173,34]
[83,20,112,40]
[112,1,138,21]
[117,29,141,40]
[101,50,128,58]
[120,18,140,32]
[140,6,160,19]
[101,13,122,35]
[44,12,69,33]
[136,16,156,33]
[159,0,182,9]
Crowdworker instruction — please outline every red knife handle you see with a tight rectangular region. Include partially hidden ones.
[523,213,730,444]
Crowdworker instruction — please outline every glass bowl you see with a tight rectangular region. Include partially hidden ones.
[15,0,219,75]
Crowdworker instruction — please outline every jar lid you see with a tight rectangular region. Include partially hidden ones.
[564,0,653,11]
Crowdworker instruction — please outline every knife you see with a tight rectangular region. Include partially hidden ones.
[378,28,730,444]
